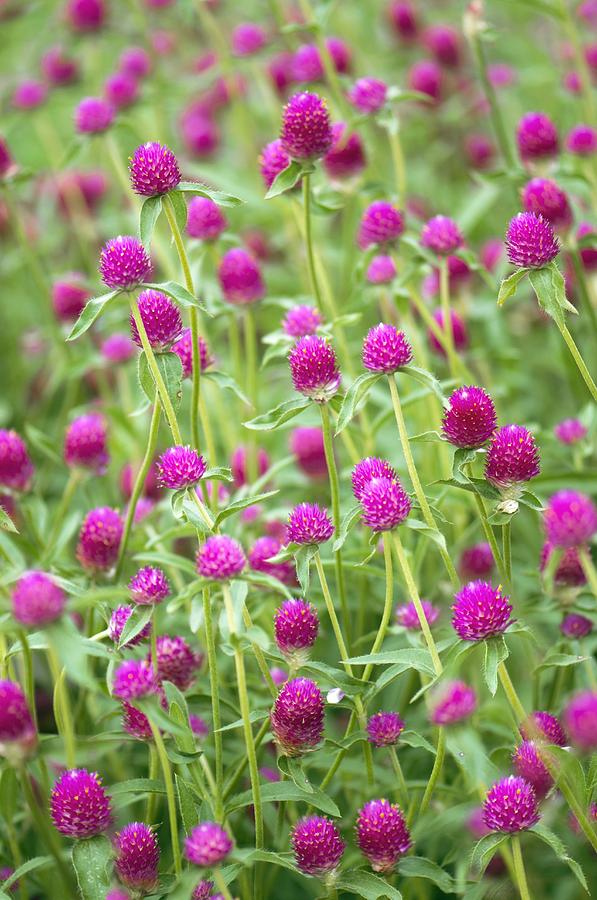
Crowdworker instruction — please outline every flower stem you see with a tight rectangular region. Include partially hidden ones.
[469,27,516,170]
[511,835,532,900]
[18,629,37,731]
[147,716,181,875]
[387,374,459,589]
[392,531,443,677]
[406,281,473,382]
[386,124,406,205]
[578,547,597,597]
[43,469,82,562]
[213,869,234,900]
[146,744,159,822]
[320,403,349,643]
[409,727,445,827]
[556,320,597,402]
[439,258,457,381]
[362,533,394,683]
[389,745,409,809]
[502,522,512,594]
[46,646,76,769]
[203,587,224,821]
[466,466,508,586]
[244,306,259,484]
[302,173,324,314]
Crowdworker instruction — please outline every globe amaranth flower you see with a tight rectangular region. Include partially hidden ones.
[281,92,333,160]
[75,97,115,134]
[576,221,597,270]
[130,289,183,350]
[121,47,152,79]
[348,77,387,114]
[357,201,404,249]
[554,418,587,444]
[196,535,246,580]
[271,677,324,756]
[51,769,112,838]
[566,123,597,155]
[187,196,227,241]
[540,541,586,587]
[0,430,34,492]
[286,502,334,545]
[485,425,540,494]
[190,714,210,741]
[430,681,477,725]
[218,248,265,305]
[101,333,136,363]
[522,178,572,230]
[129,142,180,196]
[544,490,597,547]
[112,659,158,701]
[505,212,559,269]
[157,445,207,490]
[396,599,440,631]
[185,822,233,867]
[192,881,217,900]
[151,635,202,690]
[122,701,154,741]
[288,335,341,402]
[366,254,397,284]
[564,691,597,751]
[108,605,152,646]
[129,566,170,605]
[12,80,48,109]
[11,571,66,627]
[459,543,495,581]
[561,613,593,638]
[423,24,461,67]
[421,215,463,255]
[291,816,345,876]
[249,536,295,585]
[360,477,412,531]
[114,822,159,891]
[407,59,443,103]
[230,444,269,487]
[512,741,553,797]
[274,599,319,663]
[452,581,513,641]
[67,0,105,31]
[0,680,37,761]
[181,110,220,159]
[352,457,397,502]
[282,305,323,338]
[232,22,267,56]
[64,413,109,473]
[259,139,292,191]
[366,711,405,748]
[428,309,468,356]
[517,112,559,161]
[362,324,412,373]
[482,776,540,832]
[356,799,411,873]
[290,427,327,479]
[100,236,151,290]
[520,711,568,747]
[442,386,497,449]
[105,72,139,110]
[52,274,89,322]
[465,133,495,169]
[120,460,161,501]
[172,328,213,378]
[323,123,366,181]
[77,507,123,570]
[389,0,418,40]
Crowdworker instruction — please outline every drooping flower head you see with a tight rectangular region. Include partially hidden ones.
[196,535,246,580]
[157,446,207,490]
[540,542,586,587]
[249,536,295,585]
[274,599,319,662]
[554,418,587,445]
[505,212,559,268]
[0,680,37,760]
[362,324,412,373]
[64,413,109,473]
[360,477,412,531]
[358,201,404,249]
[290,427,327,479]
[442,386,497,448]
[560,613,593,638]
[323,123,366,180]
[187,196,227,241]
[271,677,325,756]
[283,305,323,338]
[259,139,292,190]
[517,112,559,161]
[286,502,334,545]
[288,336,341,402]
[421,215,463,255]
[112,659,158,700]
[77,507,123,570]
[482,776,540,832]
[564,691,597,751]
[114,822,159,891]
[11,571,66,627]
[218,248,265,304]
[99,236,151,290]
[185,822,233,867]
[356,799,411,873]
[396,600,440,631]
[430,681,477,725]
[291,816,345,875]
[151,635,202,690]
[348,77,387,114]
[485,425,540,490]
[0,430,34,492]
[172,328,213,378]
[452,581,513,641]
[129,566,170,605]
[75,97,114,134]
[512,742,553,797]
[108,605,152,646]
[352,457,397,502]
[543,490,597,547]
[51,769,112,838]
[366,711,405,747]
[129,142,180,196]
[130,289,183,350]
[281,92,333,160]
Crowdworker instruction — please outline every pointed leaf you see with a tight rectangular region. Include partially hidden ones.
[335,373,381,435]
[214,490,279,527]
[483,636,509,696]
[530,824,588,891]
[142,280,204,310]
[498,268,528,306]
[66,291,120,341]
[177,181,243,206]
[333,504,362,551]
[204,370,251,406]
[244,397,310,431]
[265,159,304,199]
[72,835,112,900]
[400,365,446,403]
[139,195,163,249]
[168,190,187,233]
[336,870,403,899]
[138,351,183,410]
[529,262,577,328]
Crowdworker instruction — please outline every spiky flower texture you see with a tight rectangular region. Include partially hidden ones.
[50,769,112,838]
[291,816,345,875]
[129,142,180,196]
[356,799,411,872]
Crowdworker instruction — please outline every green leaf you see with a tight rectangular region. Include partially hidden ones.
[109,778,165,797]
[163,681,196,753]
[229,780,340,817]
[333,504,362,551]
[202,465,233,482]
[177,181,243,206]
[138,351,183,410]
[335,373,381,435]
[483,636,509,696]
[346,648,435,673]
[403,517,447,553]
[142,280,204,310]
[535,651,588,673]
[245,850,297,873]
[436,476,499,500]
[0,856,51,891]
[214,490,279,527]
[398,857,455,893]
[470,833,508,875]
[529,262,577,328]
[336,869,403,898]
[294,544,316,593]
[139,195,163,249]
[265,159,304,199]
[400,365,446,403]
[168,189,187,233]
[283,757,315,793]
[0,768,19,823]
[204,370,251,406]
[25,423,62,465]
[399,730,437,756]
[176,774,200,832]
[497,268,528,306]
[244,397,310,431]
[66,290,120,341]
[0,505,17,533]
[117,605,153,649]
[71,835,112,900]
[530,824,588,891]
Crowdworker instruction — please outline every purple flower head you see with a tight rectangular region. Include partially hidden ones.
[396,599,440,631]
[122,701,153,741]
[566,123,597,155]
[129,566,170,605]
[291,816,345,875]
[0,430,34,492]
[286,502,333,545]
[101,333,136,363]
[232,22,267,56]
[12,80,48,110]
[75,97,114,134]
[151,635,203,691]
[544,490,597,547]
[421,215,463,256]
[172,328,213,379]
[389,1,418,40]
[465,133,494,169]
[430,681,477,726]
[0,681,36,759]
[11,571,66,628]
[104,72,139,110]
[99,236,151,290]
[323,123,366,181]
[554,418,587,444]
[366,254,397,284]
[121,47,152,79]
[157,445,207,490]
[218,248,265,305]
[187,196,227,241]
[362,324,412,373]
[67,0,106,31]
[280,92,333,160]
[356,799,411,872]
[190,714,209,740]
[485,425,540,490]
[428,309,468,356]
[268,51,294,95]
[64,413,109,473]
[290,427,327,479]
[271,677,325,756]
[352,457,397,502]
[292,43,326,83]
[185,822,233,867]
[561,613,593,638]
[130,289,183,350]
[283,305,323,338]
[360,477,412,532]
[358,201,404,249]
[505,212,559,268]
[270,666,288,687]
[112,659,157,700]
[459,543,495,580]
[452,581,513,641]
[196,535,246,580]
[367,711,405,747]
[42,46,79,86]
[576,222,597,270]
[522,178,572,230]
[120,460,161,502]
[288,335,341,402]
[52,274,89,322]
[442,386,497,449]
[407,59,443,103]
[129,142,180,197]
[423,24,461,67]
[181,111,220,158]
[274,599,319,661]
[540,542,586,587]
[517,112,559,161]
[249,536,295,585]
[108,605,152,646]
[520,711,568,746]
[51,769,112,838]
[483,776,540,832]
[230,445,269,487]
[512,742,553,797]
[192,882,216,900]
[259,139,292,192]
[114,822,159,891]
[77,506,123,571]
[348,77,387,114]
[564,691,597,750]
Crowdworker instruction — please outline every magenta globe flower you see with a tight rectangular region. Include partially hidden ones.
[520,711,567,746]
[271,677,324,756]
[99,236,151,290]
[190,715,210,740]
[482,776,540,832]
[283,305,323,338]
[64,413,109,473]
[407,59,443,102]
[459,543,494,580]
[129,566,170,605]
[11,571,66,627]
[249,536,295,585]
[230,444,269,487]
[181,111,220,158]
[104,72,139,110]
[517,112,559,161]
[0,430,34,492]
[218,248,265,305]
[151,635,202,690]
[114,822,159,891]
[505,212,559,268]
[112,659,157,700]
[421,215,463,255]
[187,196,227,241]
[129,142,180,196]
[512,742,552,797]
[357,201,404,249]
[130,289,183,350]
[259,139,292,191]
[52,274,89,322]
[323,123,366,181]
[430,681,477,725]
[452,581,513,641]
[564,691,597,750]
[157,445,207,491]
[362,324,413,373]
[566,123,597,155]
[366,711,405,748]
[77,507,123,570]
[554,418,587,444]
[428,309,468,356]
[442,386,497,448]
[121,47,152,79]
[352,457,397,502]
[290,427,327,479]
[192,881,217,900]
[51,769,112,838]
[280,92,333,160]
[12,80,48,110]
[485,425,540,490]
[232,22,267,56]
[348,77,387,114]
[360,477,412,531]
[561,613,593,638]
[465,133,494,169]
[522,178,572,230]
[172,328,213,378]
[0,681,37,761]
[101,333,136,363]
[185,822,233,867]
[274,599,319,663]
[543,490,597,547]
[366,254,397,284]
[75,97,114,134]
[108,605,152,646]
[196,535,246,580]
[423,24,461,67]
[287,502,333,545]
[389,1,418,40]
[356,799,411,872]
[540,541,586,587]
[288,335,341,401]
[122,702,154,741]
[67,0,105,31]
[396,599,440,631]
[291,816,345,875]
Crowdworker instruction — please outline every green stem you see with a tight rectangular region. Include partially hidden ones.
[389,745,409,809]
[392,532,443,677]
[223,717,270,801]
[19,630,37,731]
[213,869,234,900]
[568,243,597,337]
[46,646,76,768]
[203,587,224,821]
[146,744,159,822]
[511,835,531,900]
[298,0,347,115]
[439,258,457,381]
[302,173,324,313]
[410,728,445,826]
[320,403,349,643]
[406,281,472,381]
[502,522,512,594]
[578,547,597,597]
[150,618,158,676]
[556,320,597,402]
[386,124,406,205]
[466,469,508,586]
[387,374,459,588]
[470,28,516,169]
[44,469,82,561]
[244,306,259,484]
[362,533,394,683]
[147,716,181,875]
[19,768,74,890]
